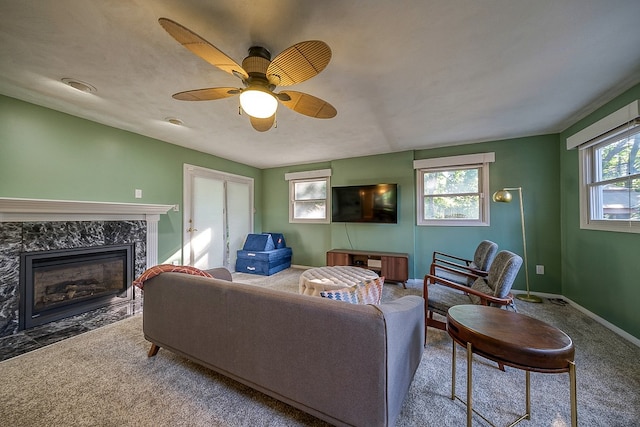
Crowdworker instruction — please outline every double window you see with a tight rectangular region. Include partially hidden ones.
[285,169,331,224]
[414,153,494,226]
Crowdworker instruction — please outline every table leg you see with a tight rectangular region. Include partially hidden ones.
[525,370,531,420]
[451,340,456,400]
[570,361,577,427]
[467,342,473,427]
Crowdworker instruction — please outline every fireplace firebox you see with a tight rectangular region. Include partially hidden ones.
[19,244,134,329]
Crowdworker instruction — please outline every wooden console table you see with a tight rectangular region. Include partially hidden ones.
[447,305,577,427]
[326,249,409,287]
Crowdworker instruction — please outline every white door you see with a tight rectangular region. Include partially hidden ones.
[183,164,253,271]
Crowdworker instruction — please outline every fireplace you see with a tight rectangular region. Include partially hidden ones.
[19,244,134,329]
[0,198,173,338]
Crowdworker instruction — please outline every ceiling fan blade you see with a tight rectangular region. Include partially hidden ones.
[159,18,248,80]
[172,87,240,101]
[278,91,337,119]
[266,41,331,87]
[249,114,275,132]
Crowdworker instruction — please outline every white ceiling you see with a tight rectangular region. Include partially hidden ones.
[1,1,640,169]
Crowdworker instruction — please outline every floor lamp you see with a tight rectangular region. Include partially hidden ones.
[492,187,543,303]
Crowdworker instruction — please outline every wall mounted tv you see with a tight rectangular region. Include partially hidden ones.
[331,184,398,224]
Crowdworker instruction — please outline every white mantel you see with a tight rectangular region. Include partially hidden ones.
[0,197,175,266]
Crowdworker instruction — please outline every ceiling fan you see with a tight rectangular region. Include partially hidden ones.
[158,18,337,132]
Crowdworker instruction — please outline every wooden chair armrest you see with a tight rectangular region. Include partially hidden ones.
[431,258,488,277]
[475,292,513,307]
[423,274,513,307]
[428,262,481,282]
[424,273,476,293]
[432,251,473,266]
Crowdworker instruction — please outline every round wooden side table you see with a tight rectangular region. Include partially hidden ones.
[446,305,577,427]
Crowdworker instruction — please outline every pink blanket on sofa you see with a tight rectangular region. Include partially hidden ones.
[133,264,212,289]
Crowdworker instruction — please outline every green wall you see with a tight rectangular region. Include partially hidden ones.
[559,83,640,339]
[262,135,562,296]
[414,135,562,295]
[262,151,416,270]
[0,95,262,264]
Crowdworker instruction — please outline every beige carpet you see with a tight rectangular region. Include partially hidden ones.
[1,268,638,426]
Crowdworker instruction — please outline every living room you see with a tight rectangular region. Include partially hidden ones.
[3,84,639,342]
[1,1,639,425]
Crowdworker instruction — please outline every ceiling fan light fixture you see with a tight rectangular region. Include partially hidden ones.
[239,87,277,119]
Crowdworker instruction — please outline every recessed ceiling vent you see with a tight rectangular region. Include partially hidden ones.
[61,78,97,93]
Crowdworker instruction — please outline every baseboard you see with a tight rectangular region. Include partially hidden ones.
[511,290,640,348]
[291,264,313,270]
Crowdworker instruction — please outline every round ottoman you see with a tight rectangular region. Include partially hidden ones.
[299,266,379,296]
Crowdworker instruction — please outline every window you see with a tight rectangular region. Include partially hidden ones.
[579,122,640,232]
[569,100,640,233]
[414,153,494,226]
[285,169,331,223]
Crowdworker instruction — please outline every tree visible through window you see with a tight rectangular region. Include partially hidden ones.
[423,167,480,220]
[292,179,327,220]
[588,127,640,222]
[285,169,331,224]
[414,153,494,226]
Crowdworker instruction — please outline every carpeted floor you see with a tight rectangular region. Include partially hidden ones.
[1,268,638,426]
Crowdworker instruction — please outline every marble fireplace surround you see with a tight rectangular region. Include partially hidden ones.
[0,198,174,338]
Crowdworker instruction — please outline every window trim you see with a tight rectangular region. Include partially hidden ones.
[578,126,640,234]
[285,169,331,224]
[414,153,494,226]
[569,100,640,234]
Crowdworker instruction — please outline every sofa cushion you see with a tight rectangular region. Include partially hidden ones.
[320,277,385,305]
[468,277,494,304]
[358,276,384,304]
[320,286,360,304]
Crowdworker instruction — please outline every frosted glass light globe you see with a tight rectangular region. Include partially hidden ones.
[239,88,277,118]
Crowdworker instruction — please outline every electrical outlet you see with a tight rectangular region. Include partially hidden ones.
[536,265,545,275]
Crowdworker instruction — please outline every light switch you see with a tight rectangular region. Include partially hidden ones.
[134,189,142,199]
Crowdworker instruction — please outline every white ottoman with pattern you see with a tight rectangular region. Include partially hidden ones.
[299,266,379,296]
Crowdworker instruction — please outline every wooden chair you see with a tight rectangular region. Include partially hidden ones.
[429,240,498,287]
[424,250,522,336]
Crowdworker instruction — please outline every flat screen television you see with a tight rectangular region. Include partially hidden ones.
[331,184,398,223]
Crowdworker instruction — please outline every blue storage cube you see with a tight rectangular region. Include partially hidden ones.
[264,232,287,248]
[243,233,275,251]
[236,233,291,276]
[235,247,292,276]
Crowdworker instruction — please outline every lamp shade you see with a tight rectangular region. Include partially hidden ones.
[492,189,513,203]
[239,87,278,118]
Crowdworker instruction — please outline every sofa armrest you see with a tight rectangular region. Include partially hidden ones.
[203,267,232,282]
[375,295,425,425]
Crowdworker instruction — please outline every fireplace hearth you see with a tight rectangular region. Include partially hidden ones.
[20,244,134,329]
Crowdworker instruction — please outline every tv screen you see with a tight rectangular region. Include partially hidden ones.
[332,184,398,223]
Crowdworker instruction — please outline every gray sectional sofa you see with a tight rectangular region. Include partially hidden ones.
[142,271,425,426]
